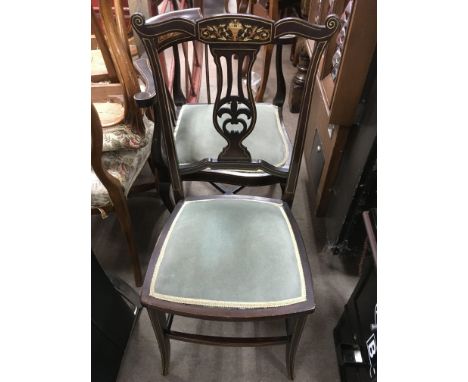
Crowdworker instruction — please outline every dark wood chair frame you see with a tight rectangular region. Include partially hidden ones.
[132,9,338,211]
[131,10,339,378]
[141,194,315,379]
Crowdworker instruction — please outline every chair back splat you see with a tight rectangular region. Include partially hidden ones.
[131,11,339,206]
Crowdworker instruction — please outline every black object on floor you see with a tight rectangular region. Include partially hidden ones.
[91,252,141,382]
[333,211,377,382]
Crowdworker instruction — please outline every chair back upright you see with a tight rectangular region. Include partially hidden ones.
[92,6,118,82]
[131,10,339,206]
[99,0,145,135]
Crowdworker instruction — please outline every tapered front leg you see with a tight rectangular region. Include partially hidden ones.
[147,309,171,376]
[285,315,308,380]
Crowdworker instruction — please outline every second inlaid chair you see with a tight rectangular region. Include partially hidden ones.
[135,7,321,210]
[131,10,339,378]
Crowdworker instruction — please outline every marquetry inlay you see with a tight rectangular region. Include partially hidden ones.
[158,31,183,44]
[199,19,271,42]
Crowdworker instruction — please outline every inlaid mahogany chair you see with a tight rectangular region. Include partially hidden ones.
[91,0,157,287]
[131,10,339,378]
[133,8,333,211]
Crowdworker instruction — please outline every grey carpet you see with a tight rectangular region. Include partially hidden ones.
[92,44,359,382]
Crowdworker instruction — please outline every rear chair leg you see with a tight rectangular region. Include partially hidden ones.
[255,44,274,102]
[285,315,308,380]
[113,198,142,287]
[148,309,171,376]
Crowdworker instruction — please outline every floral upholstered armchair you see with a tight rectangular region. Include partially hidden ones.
[91,0,157,287]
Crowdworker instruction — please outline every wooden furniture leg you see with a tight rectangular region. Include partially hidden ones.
[146,312,309,379]
[255,43,273,102]
[172,46,186,106]
[273,42,286,106]
[289,44,309,113]
[112,193,143,287]
[91,6,118,82]
[148,309,171,376]
[254,0,278,102]
[290,37,298,63]
[285,315,308,380]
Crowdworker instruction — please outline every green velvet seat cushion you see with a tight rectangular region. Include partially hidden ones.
[150,197,306,308]
[174,104,290,168]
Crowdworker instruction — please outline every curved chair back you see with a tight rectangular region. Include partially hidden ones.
[99,0,145,135]
[92,6,118,82]
[131,11,339,205]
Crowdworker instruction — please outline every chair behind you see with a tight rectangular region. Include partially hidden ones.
[131,11,340,207]
[91,103,143,286]
[99,0,145,135]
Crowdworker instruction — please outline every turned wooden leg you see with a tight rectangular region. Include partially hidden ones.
[172,45,186,106]
[288,48,310,113]
[290,37,298,63]
[255,44,274,102]
[273,43,286,107]
[148,309,171,376]
[113,198,142,287]
[285,315,308,380]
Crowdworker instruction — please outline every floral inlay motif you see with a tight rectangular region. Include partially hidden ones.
[200,19,271,42]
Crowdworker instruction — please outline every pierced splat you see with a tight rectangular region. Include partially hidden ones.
[131,11,340,206]
[211,47,260,161]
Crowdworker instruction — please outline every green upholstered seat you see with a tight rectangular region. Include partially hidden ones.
[149,197,307,308]
[174,104,290,168]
